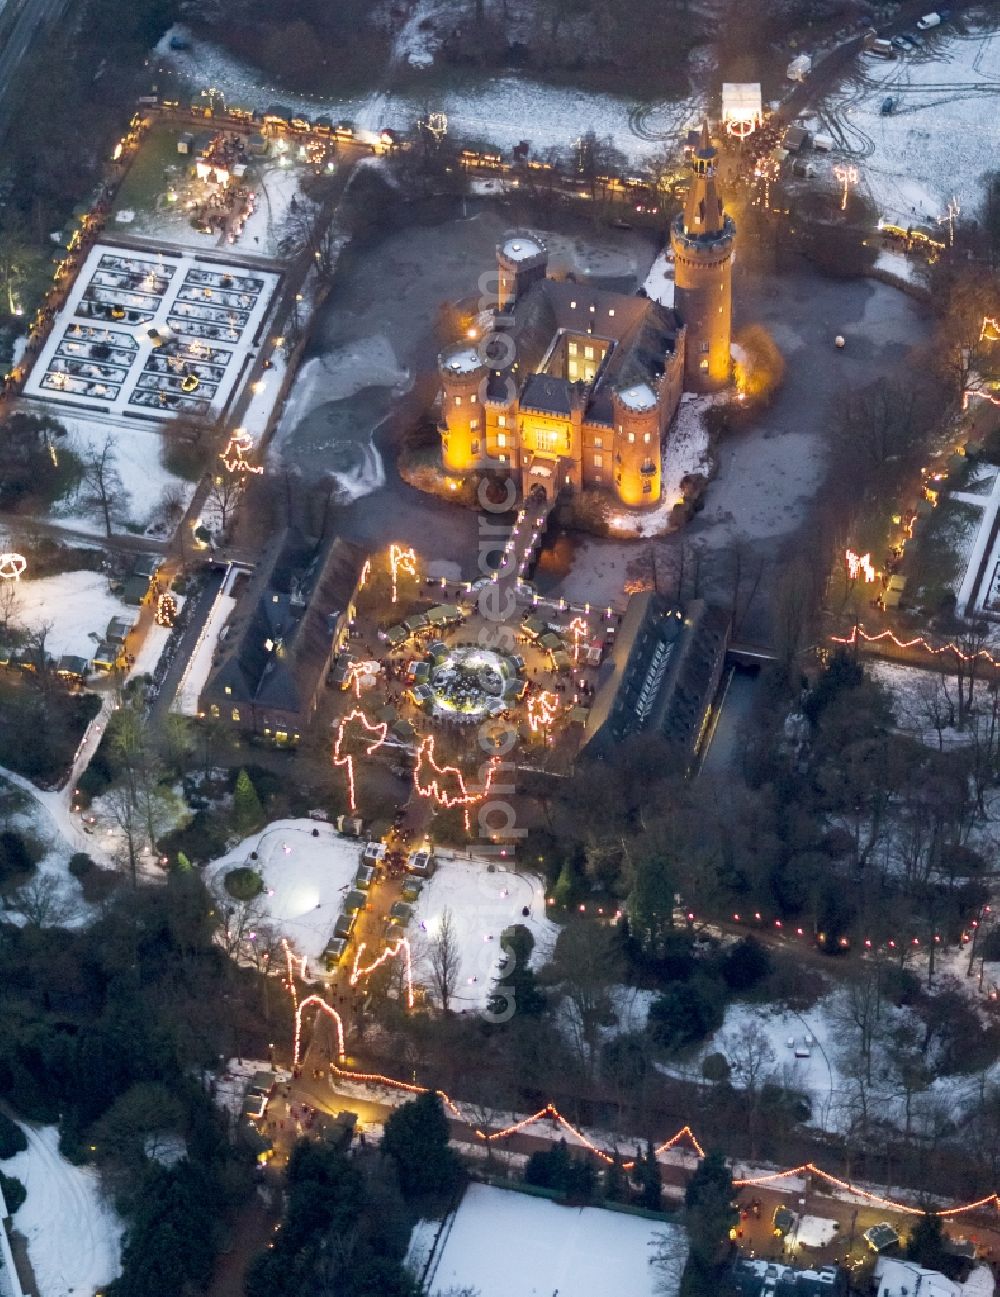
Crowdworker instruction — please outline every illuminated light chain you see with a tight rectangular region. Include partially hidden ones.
[568,615,588,663]
[0,553,27,581]
[220,429,263,475]
[389,543,417,604]
[845,548,877,584]
[412,735,501,831]
[527,690,560,734]
[964,387,1000,411]
[302,1054,1000,1214]
[155,591,178,628]
[293,993,345,1064]
[332,709,389,813]
[359,557,372,590]
[349,937,415,1008]
[833,163,859,212]
[832,623,1000,669]
[981,316,1000,343]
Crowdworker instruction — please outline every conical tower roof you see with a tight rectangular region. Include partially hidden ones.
[681,122,726,239]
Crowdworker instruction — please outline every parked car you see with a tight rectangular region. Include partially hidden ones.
[916,11,941,29]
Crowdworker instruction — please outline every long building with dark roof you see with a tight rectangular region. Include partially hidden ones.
[583,591,731,767]
[200,531,366,746]
[437,127,735,508]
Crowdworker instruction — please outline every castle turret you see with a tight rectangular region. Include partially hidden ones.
[497,233,548,312]
[612,384,662,508]
[670,123,735,393]
[438,345,487,474]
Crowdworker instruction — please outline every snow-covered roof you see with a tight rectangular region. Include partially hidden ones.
[877,1258,959,1297]
[501,235,544,263]
[444,346,483,375]
[617,382,657,412]
[722,82,762,125]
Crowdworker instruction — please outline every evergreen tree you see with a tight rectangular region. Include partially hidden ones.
[636,1140,662,1211]
[680,1149,736,1296]
[627,853,676,959]
[232,768,265,837]
[381,1092,461,1199]
[604,1149,628,1203]
[906,1209,948,1273]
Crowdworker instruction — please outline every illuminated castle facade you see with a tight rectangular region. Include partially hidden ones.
[438,126,734,508]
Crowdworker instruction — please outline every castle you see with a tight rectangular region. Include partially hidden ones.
[438,124,735,509]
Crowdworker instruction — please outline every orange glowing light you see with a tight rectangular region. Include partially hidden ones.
[412,735,500,830]
[527,690,559,734]
[389,543,417,604]
[293,994,345,1063]
[333,708,389,812]
[349,937,414,1008]
[845,548,876,583]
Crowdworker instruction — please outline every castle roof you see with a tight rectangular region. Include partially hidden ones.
[201,532,366,720]
[485,278,680,421]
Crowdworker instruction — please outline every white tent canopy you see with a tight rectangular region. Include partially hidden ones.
[722,82,763,135]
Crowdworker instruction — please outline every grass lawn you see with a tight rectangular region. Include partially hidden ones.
[114,125,191,220]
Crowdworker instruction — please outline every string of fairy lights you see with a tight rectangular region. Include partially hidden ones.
[832,623,1000,670]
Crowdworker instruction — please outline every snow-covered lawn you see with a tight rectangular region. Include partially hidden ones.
[821,27,1000,230]
[408,1182,686,1297]
[126,156,309,261]
[643,248,675,307]
[173,562,245,715]
[7,570,129,662]
[411,854,557,1011]
[156,28,702,164]
[3,1123,122,1297]
[203,820,362,963]
[870,659,974,748]
[43,411,197,536]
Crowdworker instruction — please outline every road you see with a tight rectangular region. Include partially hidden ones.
[0,0,70,141]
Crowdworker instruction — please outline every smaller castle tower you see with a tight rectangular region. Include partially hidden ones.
[496,233,548,312]
[613,385,662,507]
[671,123,736,393]
[438,345,487,475]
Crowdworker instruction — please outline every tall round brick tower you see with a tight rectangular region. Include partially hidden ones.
[670,123,735,393]
[438,345,487,475]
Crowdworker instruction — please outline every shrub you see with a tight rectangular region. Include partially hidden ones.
[719,938,772,992]
[0,1111,27,1158]
[0,1172,25,1214]
[158,810,229,866]
[0,830,40,886]
[224,867,263,901]
[647,978,724,1053]
[68,852,95,879]
[702,1052,731,1083]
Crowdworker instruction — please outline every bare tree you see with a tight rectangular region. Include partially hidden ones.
[81,436,127,537]
[428,906,461,1012]
[8,873,71,926]
[107,782,144,885]
[206,470,246,535]
[722,1019,777,1158]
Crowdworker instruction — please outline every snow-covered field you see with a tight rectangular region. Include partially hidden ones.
[411,854,557,1011]
[7,570,129,662]
[409,1182,685,1297]
[203,820,361,963]
[3,1123,122,1297]
[870,659,974,748]
[41,411,197,536]
[820,27,1000,230]
[156,28,702,165]
[125,157,308,261]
